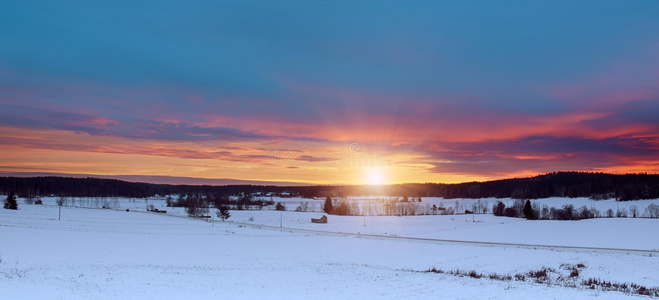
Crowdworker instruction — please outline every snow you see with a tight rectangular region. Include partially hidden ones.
[106,196,659,250]
[1,197,658,299]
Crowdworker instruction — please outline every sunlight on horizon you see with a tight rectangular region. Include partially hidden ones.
[366,168,385,185]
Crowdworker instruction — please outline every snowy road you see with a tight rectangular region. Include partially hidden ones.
[217,219,659,255]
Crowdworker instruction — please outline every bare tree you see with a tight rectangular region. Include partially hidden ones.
[616,208,628,218]
[541,205,549,220]
[57,195,66,206]
[645,204,659,218]
[606,208,614,218]
[24,194,35,205]
[629,205,638,218]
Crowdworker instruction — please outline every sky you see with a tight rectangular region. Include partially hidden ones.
[1,1,659,185]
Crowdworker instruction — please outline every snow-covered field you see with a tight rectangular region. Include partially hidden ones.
[1,197,658,299]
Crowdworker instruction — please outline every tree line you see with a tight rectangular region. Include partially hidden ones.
[1,171,658,200]
[493,199,659,220]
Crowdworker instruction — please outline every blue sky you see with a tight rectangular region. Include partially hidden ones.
[1,1,658,183]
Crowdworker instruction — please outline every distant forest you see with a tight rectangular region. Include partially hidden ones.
[1,172,658,201]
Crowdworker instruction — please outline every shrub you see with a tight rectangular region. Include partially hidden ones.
[332,201,351,215]
[295,202,310,212]
[570,269,580,278]
[526,267,554,283]
[541,205,550,220]
[562,204,574,220]
[577,206,594,220]
[468,270,482,279]
[550,205,576,220]
[185,194,208,217]
[503,207,517,217]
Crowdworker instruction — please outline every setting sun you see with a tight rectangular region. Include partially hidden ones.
[366,169,385,185]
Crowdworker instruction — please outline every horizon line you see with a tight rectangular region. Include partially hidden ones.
[1,171,657,187]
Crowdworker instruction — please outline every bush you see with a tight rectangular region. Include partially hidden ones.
[551,204,575,220]
[503,207,517,217]
[570,269,580,278]
[541,205,550,220]
[185,195,208,217]
[562,204,574,220]
[577,206,594,219]
[526,267,554,283]
[493,201,505,216]
[332,201,351,215]
[295,202,310,212]
[275,202,286,211]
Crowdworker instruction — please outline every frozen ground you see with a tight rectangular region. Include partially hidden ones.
[1,198,658,299]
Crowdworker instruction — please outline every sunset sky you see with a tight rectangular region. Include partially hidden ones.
[1,1,659,185]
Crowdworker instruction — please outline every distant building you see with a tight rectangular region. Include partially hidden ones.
[311,215,328,224]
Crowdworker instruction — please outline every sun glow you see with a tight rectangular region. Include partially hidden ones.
[366,168,385,185]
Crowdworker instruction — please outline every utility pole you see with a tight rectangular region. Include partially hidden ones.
[280,210,283,228]
[58,205,61,221]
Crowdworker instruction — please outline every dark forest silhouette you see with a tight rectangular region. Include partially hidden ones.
[1,172,658,201]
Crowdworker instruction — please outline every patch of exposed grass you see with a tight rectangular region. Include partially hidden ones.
[423,263,659,298]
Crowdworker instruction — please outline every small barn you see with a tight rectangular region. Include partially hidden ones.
[311,215,328,224]
[35,199,43,205]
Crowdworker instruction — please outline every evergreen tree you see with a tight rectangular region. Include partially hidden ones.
[523,199,535,220]
[216,205,231,221]
[323,196,334,213]
[4,192,18,210]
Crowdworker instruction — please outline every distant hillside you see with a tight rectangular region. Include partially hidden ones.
[0,172,307,186]
[1,172,658,200]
